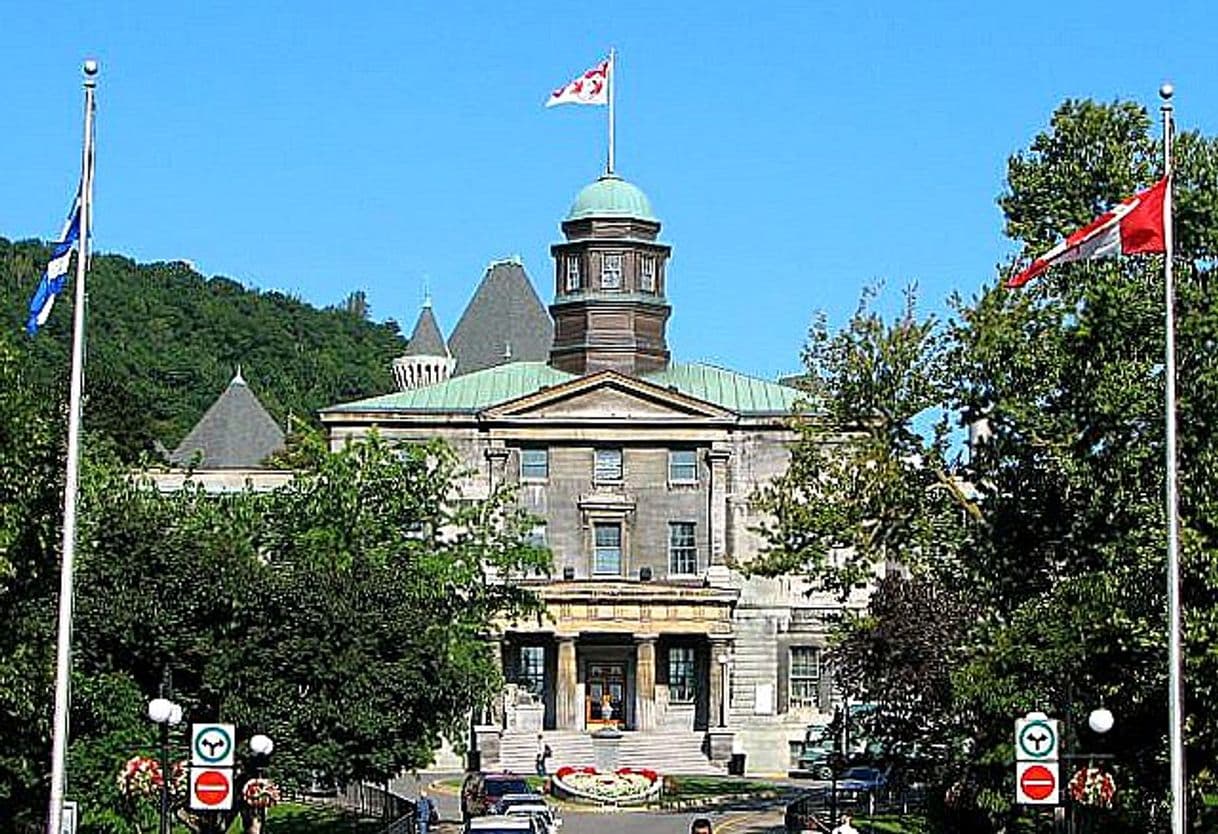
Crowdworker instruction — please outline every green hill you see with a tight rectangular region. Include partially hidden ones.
[0,236,407,459]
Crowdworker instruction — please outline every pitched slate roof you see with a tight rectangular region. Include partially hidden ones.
[403,303,449,357]
[324,361,799,416]
[447,260,553,376]
[169,371,286,468]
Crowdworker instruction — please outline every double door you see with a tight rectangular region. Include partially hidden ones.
[585,662,625,728]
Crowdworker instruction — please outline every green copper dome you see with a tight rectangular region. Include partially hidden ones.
[567,174,656,222]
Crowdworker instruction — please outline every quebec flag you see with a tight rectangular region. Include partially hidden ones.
[26,195,82,335]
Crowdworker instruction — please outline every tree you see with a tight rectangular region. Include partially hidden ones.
[946,98,1218,830]
[750,284,975,596]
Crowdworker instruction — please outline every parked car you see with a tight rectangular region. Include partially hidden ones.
[495,793,549,813]
[504,803,562,834]
[836,766,888,798]
[466,814,542,834]
[461,772,531,818]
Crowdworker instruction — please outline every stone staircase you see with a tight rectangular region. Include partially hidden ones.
[497,731,723,775]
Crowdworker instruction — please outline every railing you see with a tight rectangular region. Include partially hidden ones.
[326,781,416,834]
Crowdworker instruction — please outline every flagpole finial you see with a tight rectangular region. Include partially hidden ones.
[83,59,99,80]
[1159,83,1174,102]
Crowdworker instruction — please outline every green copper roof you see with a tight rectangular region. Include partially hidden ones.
[646,363,801,414]
[324,361,799,416]
[325,362,575,413]
[567,175,656,222]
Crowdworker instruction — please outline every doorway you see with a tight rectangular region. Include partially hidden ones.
[585,662,626,728]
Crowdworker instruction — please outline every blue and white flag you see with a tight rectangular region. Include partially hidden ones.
[26,195,82,335]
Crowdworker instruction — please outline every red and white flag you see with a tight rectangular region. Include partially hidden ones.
[545,58,611,107]
[1007,177,1168,288]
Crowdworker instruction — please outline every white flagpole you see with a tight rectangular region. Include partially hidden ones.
[46,58,97,834]
[1160,82,1186,834]
[607,48,616,175]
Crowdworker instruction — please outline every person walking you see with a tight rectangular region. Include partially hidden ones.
[534,733,553,776]
[417,790,438,834]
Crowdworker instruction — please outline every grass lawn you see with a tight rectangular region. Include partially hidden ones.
[856,815,931,834]
[264,802,386,833]
[660,775,785,801]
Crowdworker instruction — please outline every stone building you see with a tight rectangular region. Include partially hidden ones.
[321,174,863,774]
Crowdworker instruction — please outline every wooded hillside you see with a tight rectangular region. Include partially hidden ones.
[0,237,406,459]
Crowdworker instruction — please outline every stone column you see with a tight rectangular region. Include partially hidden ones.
[489,638,505,727]
[634,635,658,731]
[706,447,732,585]
[556,637,578,730]
[708,638,733,729]
[485,446,510,491]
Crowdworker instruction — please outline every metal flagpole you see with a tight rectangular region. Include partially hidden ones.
[607,48,616,175]
[1159,82,1186,834]
[46,58,98,834]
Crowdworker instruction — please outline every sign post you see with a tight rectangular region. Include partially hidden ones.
[190,723,235,812]
[1015,712,1060,806]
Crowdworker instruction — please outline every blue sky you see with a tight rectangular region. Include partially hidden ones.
[3,1,1216,380]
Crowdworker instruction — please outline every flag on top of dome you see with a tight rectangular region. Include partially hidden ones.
[545,57,611,107]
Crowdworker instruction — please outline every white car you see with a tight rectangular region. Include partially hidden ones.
[466,815,542,834]
[504,804,562,834]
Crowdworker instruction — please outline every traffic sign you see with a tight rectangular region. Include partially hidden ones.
[191,723,235,767]
[1015,713,1059,761]
[190,767,234,811]
[61,800,78,834]
[1016,761,1059,805]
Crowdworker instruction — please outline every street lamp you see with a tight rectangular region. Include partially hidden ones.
[147,697,182,834]
[1088,707,1114,735]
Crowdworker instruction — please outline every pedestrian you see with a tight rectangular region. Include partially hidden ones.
[689,817,713,834]
[831,812,858,834]
[417,790,438,834]
[534,733,553,776]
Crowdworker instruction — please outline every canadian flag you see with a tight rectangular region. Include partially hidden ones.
[1007,177,1168,288]
[545,58,611,107]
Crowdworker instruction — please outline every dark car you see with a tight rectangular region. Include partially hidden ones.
[837,766,888,798]
[462,772,531,818]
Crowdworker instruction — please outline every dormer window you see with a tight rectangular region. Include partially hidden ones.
[565,256,581,292]
[640,256,656,293]
[601,253,623,290]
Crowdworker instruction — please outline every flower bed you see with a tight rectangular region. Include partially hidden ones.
[1068,767,1117,808]
[551,766,662,805]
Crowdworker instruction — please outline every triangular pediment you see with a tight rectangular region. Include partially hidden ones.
[482,370,735,421]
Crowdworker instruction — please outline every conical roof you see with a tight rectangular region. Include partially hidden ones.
[403,303,449,357]
[169,371,286,469]
[448,260,553,376]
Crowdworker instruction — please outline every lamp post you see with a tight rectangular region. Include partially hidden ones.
[248,734,274,830]
[147,697,182,834]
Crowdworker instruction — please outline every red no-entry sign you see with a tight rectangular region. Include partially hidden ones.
[190,767,234,811]
[1016,762,1059,805]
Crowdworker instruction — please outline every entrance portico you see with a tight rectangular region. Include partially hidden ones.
[499,581,737,734]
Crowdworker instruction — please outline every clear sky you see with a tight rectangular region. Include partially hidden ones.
[3,1,1215,380]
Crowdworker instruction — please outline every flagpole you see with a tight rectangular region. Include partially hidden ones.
[1159,82,1186,834]
[607,47,616,175]
[46,58,97,834]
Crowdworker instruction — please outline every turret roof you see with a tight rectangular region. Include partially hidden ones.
[169,372,285,468]
[447,260,553,376]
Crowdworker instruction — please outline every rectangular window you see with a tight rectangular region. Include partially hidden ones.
[565,256,581,292]
[593,523,622,575]
[668,449,697,484]
[527,523,547,548]
[640,256,656,292]
[594,448,623,482]
[668,522,698,575]
[601,253,623,290]
[789,647,821,708]
[521,448,549,481]
[518,645,545,698]
[669,647,696,703]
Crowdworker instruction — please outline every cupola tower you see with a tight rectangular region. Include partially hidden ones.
[548,174,672,375]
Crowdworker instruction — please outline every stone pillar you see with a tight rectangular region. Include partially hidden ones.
[706,447,732,585]
[489,639,505,727]
[634,635,658,731]
[556,637,578,730]
[485,446,510,491]
[708,638,732,729]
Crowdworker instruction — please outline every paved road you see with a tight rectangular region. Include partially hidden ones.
[391,773,789,834]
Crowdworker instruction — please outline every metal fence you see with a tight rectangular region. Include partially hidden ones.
[785,786,927,833]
